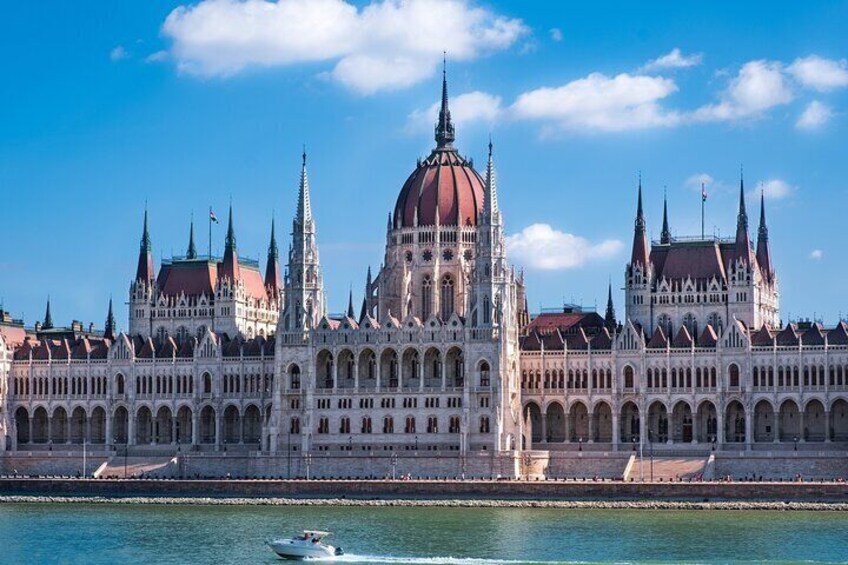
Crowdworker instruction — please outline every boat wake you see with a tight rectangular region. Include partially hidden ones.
[315,555,585,565]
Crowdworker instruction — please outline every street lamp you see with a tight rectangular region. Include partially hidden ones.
[414,435,419,451]
[578,437,583,452]
[794,436,798,451]
[391,452,398,480]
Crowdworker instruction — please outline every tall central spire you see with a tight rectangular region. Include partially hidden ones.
[434,56,455,149]
[135,208,155,283]
[734,169,752,263]
[296,150,312,226]
[220,204,240,280]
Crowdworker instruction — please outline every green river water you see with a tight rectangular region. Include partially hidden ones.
[1,504,847,564]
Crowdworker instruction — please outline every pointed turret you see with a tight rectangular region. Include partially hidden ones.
[756,190,774,282]
[282,150,324,331]
[43,298,54,330]
[604,282,617,332]
[347,288,355,319]
[629,176,650,270]
[220,204,240,280]
[734,171,752,262]
[104,298,116,340]
[296,150,312,227]
[434,58,455,149]
[483,138,499,223]
[265,217,282,293]
[186,220,197,259]
[660,191,671,244]
[135,208,155,283]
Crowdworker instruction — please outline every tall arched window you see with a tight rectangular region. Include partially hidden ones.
[483,295,491,324]
[290,365,301,390]
[422,276,433,318]
[441,275,454,319]
[624,366,634,389]
[683,313,697,336]
[657,314,672,336]
[729,363,740,388]
[707,312,723,335]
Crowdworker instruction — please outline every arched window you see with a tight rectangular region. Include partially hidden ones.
[729,364,740,388]
[383,416,394,434]
[483,295,490,324]
[657,314,672,336]
[440,275,455,319]
[449,416,461,433]
[479,361,490,387]
[624,366,634,389]
[290,365,301,390]
[361,417,372,434]
[116,374,125,395]
[405,416,416,434]
[203,372,212,394]
[683,313,697,336]
[707,312,723,335]
[422,276,433,318]
[480,416,490,433]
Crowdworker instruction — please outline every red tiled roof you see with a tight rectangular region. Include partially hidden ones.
[671,326,693,348]
[651,240,728,283]
[647,327,668,349]
[697,325,718,348]
[158,261,217,298]
[526,311,605,335]
[394,149,484,228]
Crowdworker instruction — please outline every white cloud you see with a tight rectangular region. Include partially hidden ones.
[407,90,502,132]
[693,60,794,122]
[796,100,833,129]
[685,173,714,190]
[145,50,169,63]
[640,48,702,72]
[506,223,622,270]
[810,249,824,260]
[110,46,128,61]
[787,55,848,92]
[549,28,563,42]
[510,72,681,132]
[162,0,528,93]
[758,178,794,200]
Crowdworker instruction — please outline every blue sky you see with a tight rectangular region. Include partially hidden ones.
[2,0,847,331]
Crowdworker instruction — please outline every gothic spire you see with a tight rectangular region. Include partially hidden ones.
[225,203,236,251]
[734,169,752,262]
[347,287,355,319]
[434,56,455,149]
[483,137,499,222]
[265,216,282,292]
[630,174,649,269]
[604,281,617,332]
[43,297,53,330]
[186,219,197,259]
[104,298,116,340]
[221,203,240,280]
[296,149,312,226]
[135,208,155,283]
[756,189,774,283]
[660,190,671,244]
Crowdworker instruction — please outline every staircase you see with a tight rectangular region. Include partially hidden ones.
[627,456,707,481]
[98,456,178,478]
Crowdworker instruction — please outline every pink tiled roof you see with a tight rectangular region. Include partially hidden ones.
[394,149,485,228]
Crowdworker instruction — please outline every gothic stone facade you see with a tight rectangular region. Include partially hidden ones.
[2,79,847,479]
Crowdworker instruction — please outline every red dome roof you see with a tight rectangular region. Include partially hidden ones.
[393,148,485,228]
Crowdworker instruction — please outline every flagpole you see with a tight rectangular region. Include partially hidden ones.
[208,206,212,259]
[701,183,705,240]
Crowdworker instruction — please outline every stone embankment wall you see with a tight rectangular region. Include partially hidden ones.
[2,478,848,503]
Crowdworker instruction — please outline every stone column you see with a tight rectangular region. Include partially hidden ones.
[691,410,699,444]
[716,409,725,446]
[563,411,570,443]
[418,355,424,392]
[799,410,806,442]
[611,410,620,450]
[332,356,338,392]
[745,404,753,450]
[353,358,359,392]
[773,409,780,443]
[375,353,381,392]
[588,413,596,443]
[540,411,547,444]
[192,410,199,446]
[66,414,72,444]
[215,411,223,451]
[128,412,136,446]
[440,355,447,391]
[172,414,178,445]
[825,410,831,442]
[105,412,113,449]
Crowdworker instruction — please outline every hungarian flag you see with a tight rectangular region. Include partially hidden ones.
[210,209,219,223]
[701,183,708,202]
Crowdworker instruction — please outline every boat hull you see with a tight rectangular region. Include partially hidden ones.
[268,540,339,560]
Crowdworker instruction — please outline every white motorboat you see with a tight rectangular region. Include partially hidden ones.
[267,530,344,560]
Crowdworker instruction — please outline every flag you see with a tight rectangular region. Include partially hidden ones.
[210,209,219,223]
[701,183,708,202]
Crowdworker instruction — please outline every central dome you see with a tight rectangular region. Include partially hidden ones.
[392,70,485,228]
[394,148,485,228]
